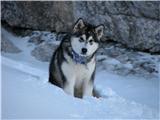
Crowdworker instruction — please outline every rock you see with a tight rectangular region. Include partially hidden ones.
[31,42,57,62]
[1,2,23,27]
[97,42,160,78]
[131,18,160,53]
[133,1,160,20]
[1,31,21,53]
[29,31,58,62]
[1,1,74,32]
[140,61,157,73]
[111,16,160,53]
[28,31,56,45]
[1,1,160,53]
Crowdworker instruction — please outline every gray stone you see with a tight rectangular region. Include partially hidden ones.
[30,31,58,62]
[97,41,160,78]
[1,1,160,53]
[111,16,160,53]
[31,42,57,62]
[1,2,23,26]
[1,1,74,32]
[133,1,160,20]
[28,31,56,45]
[132,18,160,53]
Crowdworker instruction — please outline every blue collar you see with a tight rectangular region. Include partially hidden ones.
[72,50,87,64]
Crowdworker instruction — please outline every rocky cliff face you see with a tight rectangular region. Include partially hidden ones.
[1,1,74,32]
[1,1,160,53]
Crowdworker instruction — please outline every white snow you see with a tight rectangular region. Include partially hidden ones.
[1,28,159,119]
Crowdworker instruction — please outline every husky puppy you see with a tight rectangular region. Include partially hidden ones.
[49,18,104,98]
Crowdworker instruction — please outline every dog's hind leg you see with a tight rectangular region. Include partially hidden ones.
[49,72,62,87]
[49,72,56,85]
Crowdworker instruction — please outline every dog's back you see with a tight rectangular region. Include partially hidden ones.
[49,35,70,88]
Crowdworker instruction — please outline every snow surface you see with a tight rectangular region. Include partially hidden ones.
[1,28,159,119]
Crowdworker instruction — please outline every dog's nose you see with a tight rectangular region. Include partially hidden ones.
[82,48,87,54]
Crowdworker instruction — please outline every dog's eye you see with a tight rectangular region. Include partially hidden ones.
[89,40,93,45]
[79,37,84,42]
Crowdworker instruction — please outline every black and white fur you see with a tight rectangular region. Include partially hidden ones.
[49,18,104,98]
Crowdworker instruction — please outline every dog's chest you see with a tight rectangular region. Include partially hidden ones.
[75,63,94,80]
[61,58,95,84]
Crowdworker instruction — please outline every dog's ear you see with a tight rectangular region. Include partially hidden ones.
[95,25,104,40]
[73,18,85,33]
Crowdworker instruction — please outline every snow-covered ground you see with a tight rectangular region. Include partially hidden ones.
[1,28,159,119]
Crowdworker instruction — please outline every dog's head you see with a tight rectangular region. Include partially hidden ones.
[71,18,104,57]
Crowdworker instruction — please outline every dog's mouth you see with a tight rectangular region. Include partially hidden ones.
[80,52,87,57]
[72,49,89,58]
